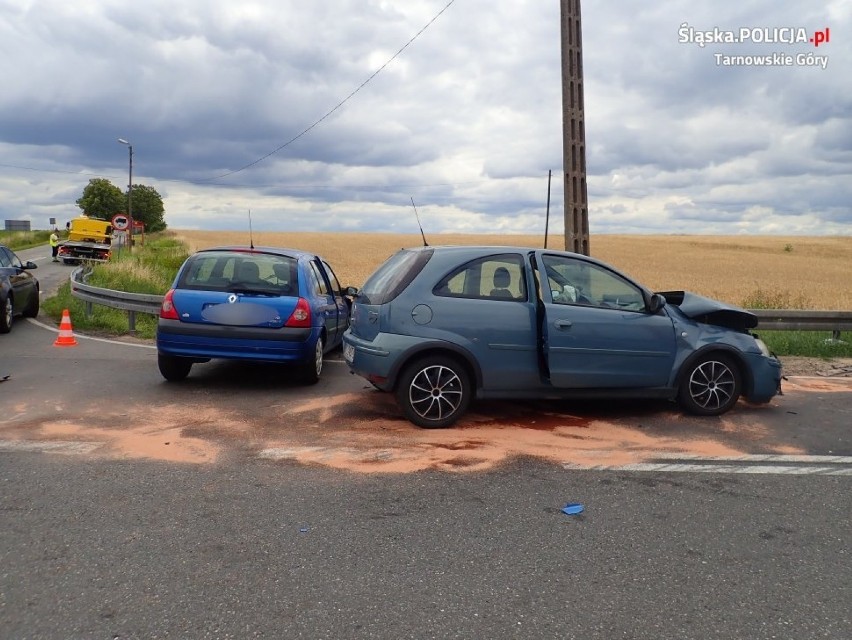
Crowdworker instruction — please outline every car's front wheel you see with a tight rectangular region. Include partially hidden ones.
[396,355,472,428]
[0,295,12,333]
[158,354,193,381]
[678,353,742,416]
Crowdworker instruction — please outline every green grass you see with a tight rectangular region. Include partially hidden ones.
[0,229,53,251]
[42,234,189,340]
[741,286,851,357]
[757,330,852,358]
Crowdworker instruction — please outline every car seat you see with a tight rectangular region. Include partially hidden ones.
[236,261,262,284]
[490,267,514,298]
[272,262,296,294]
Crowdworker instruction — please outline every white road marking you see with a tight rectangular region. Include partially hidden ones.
[562,463,852,475]
[651,453,852,464]
[563,453,852,475]
[0,440,103,455]
[25,317,156,349]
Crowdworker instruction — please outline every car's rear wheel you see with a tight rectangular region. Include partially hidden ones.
[396,355,471,428]
[158,354,193,381]
[678,353,742,416]
[22,288,39,318]
[0,295,12,333]
[300,336,324,384]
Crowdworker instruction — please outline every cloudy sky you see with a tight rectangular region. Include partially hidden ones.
[1,0,850,237]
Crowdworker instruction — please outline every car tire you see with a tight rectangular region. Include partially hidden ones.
[300,336,324,384]
[396,355,471,428]
[0,294,12,334]
[158,354,193,381]
[22,288,40,318]
[678,353,742,416]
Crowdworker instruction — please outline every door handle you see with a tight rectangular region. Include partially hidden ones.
[555,319,572,329]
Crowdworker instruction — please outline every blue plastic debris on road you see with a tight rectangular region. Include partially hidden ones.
[562,503,584,515]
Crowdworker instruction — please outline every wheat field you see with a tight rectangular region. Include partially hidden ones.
[171,231,852,310]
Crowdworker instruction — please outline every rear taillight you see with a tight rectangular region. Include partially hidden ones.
[160,289,179,320]
[285,298,311,327]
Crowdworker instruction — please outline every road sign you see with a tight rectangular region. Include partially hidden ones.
[112,214,130,231]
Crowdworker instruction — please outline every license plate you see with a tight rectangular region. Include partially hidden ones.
[343,342,355,363]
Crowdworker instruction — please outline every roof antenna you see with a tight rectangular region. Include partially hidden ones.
[410,197,429,246]
[248,209,255,250]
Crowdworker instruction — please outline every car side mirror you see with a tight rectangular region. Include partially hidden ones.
[648,293,666,313]
[23,261,38,270]
[344,286,359,297]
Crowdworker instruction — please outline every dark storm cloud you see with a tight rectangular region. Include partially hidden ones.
[0,0,849,235]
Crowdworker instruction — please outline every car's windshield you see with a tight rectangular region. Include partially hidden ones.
[178,251,299,296]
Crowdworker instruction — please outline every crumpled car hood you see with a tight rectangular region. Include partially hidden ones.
[657,290,758,331]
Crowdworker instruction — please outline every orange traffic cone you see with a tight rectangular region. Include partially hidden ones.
[54,309,78,347]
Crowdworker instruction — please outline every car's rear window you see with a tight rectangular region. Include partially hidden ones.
[358,248,433,305]
[177,250,299,296]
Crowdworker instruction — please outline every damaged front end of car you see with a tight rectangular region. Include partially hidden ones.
[659,290,783,401]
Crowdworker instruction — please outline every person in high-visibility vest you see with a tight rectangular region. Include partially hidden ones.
[49,229,60,262]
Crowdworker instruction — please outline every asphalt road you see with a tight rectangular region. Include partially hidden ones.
[1,245,850,639]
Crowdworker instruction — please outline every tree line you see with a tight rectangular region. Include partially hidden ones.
[74,178,167,232]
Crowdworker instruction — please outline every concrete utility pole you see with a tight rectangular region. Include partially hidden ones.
[117,138,134,252]
[560,0,590,255]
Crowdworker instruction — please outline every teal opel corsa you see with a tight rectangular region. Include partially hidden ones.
[342,246,782,428]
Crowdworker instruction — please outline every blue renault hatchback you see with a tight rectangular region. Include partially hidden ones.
[343,246,783,427]
[157,246,354,383]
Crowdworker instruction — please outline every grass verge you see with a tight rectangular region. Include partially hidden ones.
[743,286,852,357]
[1,230,53,251]
[758,330,852,358]
[42,234,188,340]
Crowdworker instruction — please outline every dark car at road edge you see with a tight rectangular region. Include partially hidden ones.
[0,243,40,334]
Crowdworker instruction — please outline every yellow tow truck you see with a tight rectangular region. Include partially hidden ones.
[57,215,113,264]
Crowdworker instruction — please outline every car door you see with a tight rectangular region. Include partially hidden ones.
[307,259,344,348]
[1,247,33,314]
[535,251,677,388]
[429,253,540,391]
[320,259,351,340]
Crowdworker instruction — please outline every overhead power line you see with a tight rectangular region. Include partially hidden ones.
[1,1,459,190]
[202,0,457,182]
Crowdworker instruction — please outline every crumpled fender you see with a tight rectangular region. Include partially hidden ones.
[657,290,758,331]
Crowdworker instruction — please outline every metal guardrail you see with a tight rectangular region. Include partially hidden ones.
[70,267,851,339]
[70,267,163,332]
[751,310,852,337]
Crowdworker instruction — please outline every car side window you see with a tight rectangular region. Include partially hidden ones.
[433,254,527,301]
[0,248,12,268]
[307,262,328,296]
[542,255,645,311]
[321,260,342,295]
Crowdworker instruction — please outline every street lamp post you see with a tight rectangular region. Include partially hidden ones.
[117,138,133,251]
